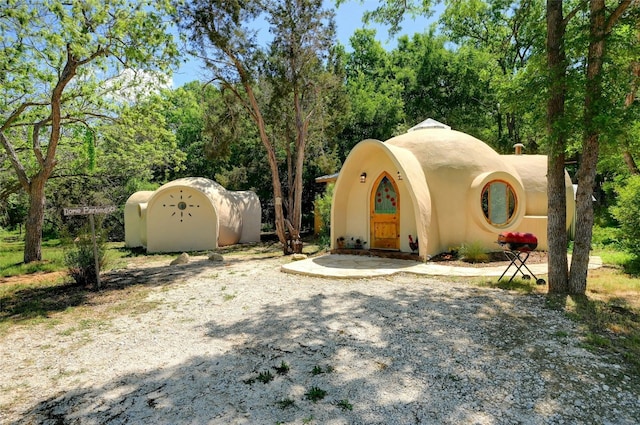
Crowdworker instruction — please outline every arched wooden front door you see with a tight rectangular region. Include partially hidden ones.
[370,173,400,250]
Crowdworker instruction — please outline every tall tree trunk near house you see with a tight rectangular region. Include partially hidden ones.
[292,87,308,238]
[24,174,47,263]
[569,0,636,292]
[570,135,599,294]
[546,0,569,293]
[260,122,288,247]
[568,0,608,294]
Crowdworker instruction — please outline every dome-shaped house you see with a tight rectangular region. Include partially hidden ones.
[331,119,574,260]
[125,177,261,253]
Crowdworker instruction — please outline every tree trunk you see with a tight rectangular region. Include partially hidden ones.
[623,55,639,175]
[622,148,639,175]
[265,137,288,246]
[507,112,519,145]
[568,0,607,294]
[569,135,598,294]
[546,0,569,293]
[292,85,308,238]
[237,71,289,247]
[24,174,47,263]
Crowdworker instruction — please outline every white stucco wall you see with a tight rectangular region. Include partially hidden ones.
[502,155,576,250]
[386,128,526,256]
[231,191,262,243]
[146,185,218,253]
[124,177,261,253]
[124,191,153,248]
[332,125,575,258]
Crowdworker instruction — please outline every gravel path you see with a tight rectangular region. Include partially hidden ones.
[1,256,638,425]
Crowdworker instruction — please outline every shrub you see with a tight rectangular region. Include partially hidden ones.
[314,183,334,239]
[610,175,640,256]
[459,241,489,263]
[64,223,107,287]
[591,224,622,249]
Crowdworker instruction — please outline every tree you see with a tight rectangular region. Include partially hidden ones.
[440,0,546,151]
[545,0,574,293]
[177,0,339,252]
[337,0,436,35]
[0,0,178,263]
[337,29,405,155]
[610,175,640,256]
[391,31,498,143]
[568,0,638,293]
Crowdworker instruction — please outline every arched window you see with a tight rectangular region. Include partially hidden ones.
[374,176,397,214]
[481,180,517,226]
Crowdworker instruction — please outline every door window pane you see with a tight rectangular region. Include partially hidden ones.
[374,176,397,214]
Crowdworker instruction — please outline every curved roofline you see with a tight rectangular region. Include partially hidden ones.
[333,138,433,260]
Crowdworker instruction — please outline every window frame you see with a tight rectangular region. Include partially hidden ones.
[480,179,518,227]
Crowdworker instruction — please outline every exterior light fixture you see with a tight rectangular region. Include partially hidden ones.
[397,171,403,180]
[360,172,367,183]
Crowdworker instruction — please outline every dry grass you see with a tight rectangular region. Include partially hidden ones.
[468,262,640,376]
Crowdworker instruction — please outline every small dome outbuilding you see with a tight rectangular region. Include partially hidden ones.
[125,177,261,253]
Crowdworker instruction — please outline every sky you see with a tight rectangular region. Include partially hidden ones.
[171,1,440,88]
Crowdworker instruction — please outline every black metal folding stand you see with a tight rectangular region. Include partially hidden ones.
[498,249,546,285]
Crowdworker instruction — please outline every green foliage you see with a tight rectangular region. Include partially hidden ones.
[276,398,296,409]
[336,399,353,411]
[459,241,489,263]
[352,0,434,35]
[274,361,290,375]
[304,386,327,403]
[0,192,28,231]
[256,370,274,384]
[85,129,96,172]
[314,183,334,238]
[591,225,623,250]
[64,224,107,287]
[97,94,186,182]
[610,176,640,256]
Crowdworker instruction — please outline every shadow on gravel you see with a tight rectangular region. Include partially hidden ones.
[0,258,223,326]
[8,271,640,425]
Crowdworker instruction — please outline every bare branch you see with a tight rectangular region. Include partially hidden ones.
[32,119,47,166]
[0,131,30,191]
[1,102,45,132]
[563,1,588,27]
[605,0,634,34]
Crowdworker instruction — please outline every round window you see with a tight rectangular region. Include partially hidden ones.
[481,180,517,227]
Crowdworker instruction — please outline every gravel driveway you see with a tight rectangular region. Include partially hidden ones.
[1,255,638,424]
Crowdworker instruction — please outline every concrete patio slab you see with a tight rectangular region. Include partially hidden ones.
[281,253,603,279]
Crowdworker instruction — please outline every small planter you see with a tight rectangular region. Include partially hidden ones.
[354,239,367,250]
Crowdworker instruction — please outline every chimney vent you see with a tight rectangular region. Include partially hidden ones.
[513,143,525,155]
